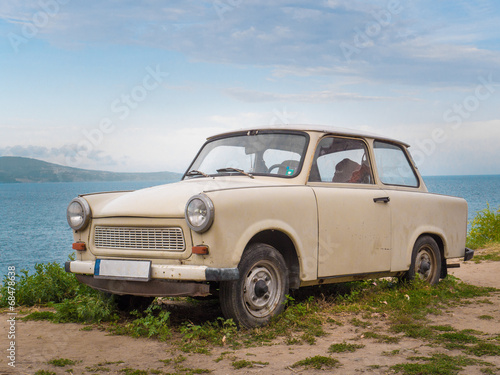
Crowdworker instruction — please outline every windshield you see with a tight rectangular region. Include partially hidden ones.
[185,131,309,179]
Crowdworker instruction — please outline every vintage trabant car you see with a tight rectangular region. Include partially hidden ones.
[66,125,473,328]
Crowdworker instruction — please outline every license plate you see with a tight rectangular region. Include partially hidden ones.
[95,259,151,282]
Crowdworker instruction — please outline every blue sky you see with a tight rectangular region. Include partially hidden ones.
[1,0,499,175]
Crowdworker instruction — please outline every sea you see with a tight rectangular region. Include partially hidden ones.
[1,175,499,278]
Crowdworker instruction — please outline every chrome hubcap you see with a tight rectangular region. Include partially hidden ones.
[243,261,282,318]
[416,248,434,281]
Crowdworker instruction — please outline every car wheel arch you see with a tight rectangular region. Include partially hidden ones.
[246,230,301,290]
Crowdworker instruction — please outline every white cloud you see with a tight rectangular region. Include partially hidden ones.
[2,0,500,88]
[225,88,398,103]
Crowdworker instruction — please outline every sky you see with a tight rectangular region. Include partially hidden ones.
[1,0,499,176]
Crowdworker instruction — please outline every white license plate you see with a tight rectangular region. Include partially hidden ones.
[95,259,151,281]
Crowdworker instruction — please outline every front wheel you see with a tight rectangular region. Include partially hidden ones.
[404,236,442,285]
[220,243,289,328]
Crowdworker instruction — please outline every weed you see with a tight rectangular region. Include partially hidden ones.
[0,262,88,307]
[467,204,500,249]
[174,355,187,364]
[301,332,316,345]
[179,317,237,353]
[391,323,434,339]
[231,359,268,369]
[22,311,56,321]
[438,331,479,344]
[54,293,118,324]
[430,325,455,332]
[327,317,343,326]
[113,304,171,341]
[391,354,475,375]
[48,358,77,367]
[213,351,233,363]
[35,371,56,375]
[119,368,148,375]
[85,365,111,372]
[481,368,497,374]
[244,295,325,346]
[467,342,500,357]
[478,315,494,320]
[350,317,371,328]
[291,355,340,370]
[232,360,253,369]
[363,331,400,344]
[328,342,365,353]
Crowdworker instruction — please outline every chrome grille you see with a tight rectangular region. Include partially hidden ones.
[94,226,186,251]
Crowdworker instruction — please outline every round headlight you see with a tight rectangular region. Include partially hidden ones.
[67,197,91,231]
[185,194,214,233]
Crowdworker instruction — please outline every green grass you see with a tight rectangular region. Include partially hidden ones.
[47,358,77,367]
[478,315,494,320]
[231,359,268,369]
[291,355,340,370]
[111,304,171,341]
[328,342,365,353]
[467,342,500,357]
[473,243,500,262]
[391,354,487,375]
[119,368,148,375]
[467,204,500,249]
[0,261,87,307]
[22,311,56,321]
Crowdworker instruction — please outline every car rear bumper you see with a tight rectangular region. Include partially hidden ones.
[464,248,474,261]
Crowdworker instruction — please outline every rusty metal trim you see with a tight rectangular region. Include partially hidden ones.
[75,275,210,297]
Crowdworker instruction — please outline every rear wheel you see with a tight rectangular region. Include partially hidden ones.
[220,243,289,328]
[404,236,442,285]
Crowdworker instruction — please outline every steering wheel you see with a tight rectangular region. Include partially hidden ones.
[268,163,287,174]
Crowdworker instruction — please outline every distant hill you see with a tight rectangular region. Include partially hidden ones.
[0,156,183,183]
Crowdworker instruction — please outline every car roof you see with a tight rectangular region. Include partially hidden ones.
[207,124,410,147]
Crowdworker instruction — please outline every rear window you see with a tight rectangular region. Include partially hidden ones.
[373,141,419,187]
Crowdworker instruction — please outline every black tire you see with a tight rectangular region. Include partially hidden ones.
[219,243,289,328]
[404,236,442,285]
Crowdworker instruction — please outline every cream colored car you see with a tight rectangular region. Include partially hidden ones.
[66,125,473,328]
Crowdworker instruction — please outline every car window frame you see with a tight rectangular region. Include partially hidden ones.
[182,130,310,180]
[372,140,421,188]
[308,135,375,185]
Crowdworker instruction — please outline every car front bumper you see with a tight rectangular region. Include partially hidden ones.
[65,260,239,282]
[65,260,240,297]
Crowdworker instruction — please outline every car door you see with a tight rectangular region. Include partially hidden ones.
[308,136,392,278]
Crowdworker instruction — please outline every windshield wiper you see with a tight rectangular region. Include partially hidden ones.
[216,167,254,179]
[186,169,211,178]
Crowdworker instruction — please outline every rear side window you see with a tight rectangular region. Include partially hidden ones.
[373,141,419,187]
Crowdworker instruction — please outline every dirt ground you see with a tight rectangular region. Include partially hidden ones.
[1,259,499,375]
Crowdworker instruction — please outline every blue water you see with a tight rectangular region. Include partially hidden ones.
[1,176,499,277]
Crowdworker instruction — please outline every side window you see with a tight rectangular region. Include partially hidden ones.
[309,137,373,184]
[373,141,419,187]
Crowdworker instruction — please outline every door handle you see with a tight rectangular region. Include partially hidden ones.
[374,197,390,203]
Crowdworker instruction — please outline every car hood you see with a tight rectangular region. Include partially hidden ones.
[92,177,289,218]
